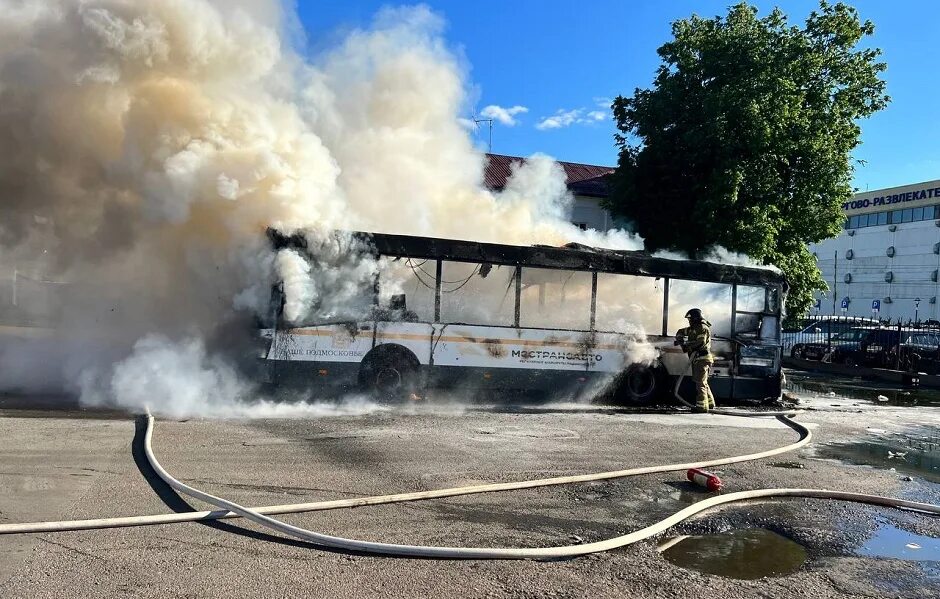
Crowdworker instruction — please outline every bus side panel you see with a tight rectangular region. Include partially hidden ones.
[267,324,373,363]
[261,324,374,388]
[429,325,628,372]
[372,321,433,363]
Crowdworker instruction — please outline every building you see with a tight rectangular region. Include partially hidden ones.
[809,178,940,321]
[483,153,617,231]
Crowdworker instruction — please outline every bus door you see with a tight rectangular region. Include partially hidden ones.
[731,284,783,398]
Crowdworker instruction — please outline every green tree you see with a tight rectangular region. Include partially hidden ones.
[606,1,888,318]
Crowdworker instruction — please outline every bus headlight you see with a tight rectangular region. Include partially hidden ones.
[738,345,779,374]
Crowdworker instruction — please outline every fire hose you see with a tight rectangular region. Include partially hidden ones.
[1,384,938,559]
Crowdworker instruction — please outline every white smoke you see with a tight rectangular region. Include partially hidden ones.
[275,249,313,323]
[0,0,652,417]
[79,334,387,418]
[700,247,782,273]
[653,247,780,272]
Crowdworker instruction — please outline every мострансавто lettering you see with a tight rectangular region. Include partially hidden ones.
[511,349,602,361]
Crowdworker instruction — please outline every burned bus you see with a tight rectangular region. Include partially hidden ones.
[261,230,787,403]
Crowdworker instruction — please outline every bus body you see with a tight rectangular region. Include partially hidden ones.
[261,231,788,403]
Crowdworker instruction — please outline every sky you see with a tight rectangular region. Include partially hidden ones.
[296,1,940,192]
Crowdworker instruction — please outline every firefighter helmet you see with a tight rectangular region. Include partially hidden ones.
[684,308,704,322]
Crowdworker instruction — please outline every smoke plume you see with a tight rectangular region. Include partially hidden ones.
[0,0,651,416]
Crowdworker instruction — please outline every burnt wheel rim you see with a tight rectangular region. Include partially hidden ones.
[374,367,402,393]
[627,368,656,398]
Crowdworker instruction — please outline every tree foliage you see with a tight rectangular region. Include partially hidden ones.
[606,1,888,318]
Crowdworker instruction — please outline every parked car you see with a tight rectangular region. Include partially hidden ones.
[899,331,940,374]
[830,328,940,369]
[789,326,876,361]
[782,316,880,353]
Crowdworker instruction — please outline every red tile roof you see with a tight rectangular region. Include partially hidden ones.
[483,153,615,198]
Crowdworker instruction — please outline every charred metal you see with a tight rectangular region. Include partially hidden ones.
[267,229,788,291]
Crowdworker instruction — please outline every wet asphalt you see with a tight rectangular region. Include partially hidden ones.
[0,373,938,598]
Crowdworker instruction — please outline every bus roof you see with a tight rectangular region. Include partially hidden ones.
[268,229,788,290]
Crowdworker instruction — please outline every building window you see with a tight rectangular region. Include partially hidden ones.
[844,204,940,230]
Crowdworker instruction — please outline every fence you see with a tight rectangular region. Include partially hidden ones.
[0,267,68,327]
[782,315,940,374]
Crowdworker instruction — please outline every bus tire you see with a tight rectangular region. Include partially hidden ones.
[616,364,661,405]
[358,344,420,401]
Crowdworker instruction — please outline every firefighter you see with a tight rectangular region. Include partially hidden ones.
[675,308,715,412]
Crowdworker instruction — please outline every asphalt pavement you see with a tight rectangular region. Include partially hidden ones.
[0,384,938,598]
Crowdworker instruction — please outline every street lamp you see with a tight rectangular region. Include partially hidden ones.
[915,297,921,325]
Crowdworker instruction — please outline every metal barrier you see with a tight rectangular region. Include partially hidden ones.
[783,316,940,374]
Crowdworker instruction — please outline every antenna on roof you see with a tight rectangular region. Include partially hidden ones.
[473,117,494,152]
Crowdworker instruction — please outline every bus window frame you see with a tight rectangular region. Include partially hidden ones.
[379,253,782,339]
[436,260,519,327]
[517,265,595,332]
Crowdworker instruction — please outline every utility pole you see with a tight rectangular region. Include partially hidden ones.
[473,118,494,152]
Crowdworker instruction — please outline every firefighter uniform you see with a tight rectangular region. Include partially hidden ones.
[676,310,715,411]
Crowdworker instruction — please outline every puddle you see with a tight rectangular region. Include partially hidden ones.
[660,528,807,579]
[816,425,940,484]
[858,521,940,561]
[785,370,940,406]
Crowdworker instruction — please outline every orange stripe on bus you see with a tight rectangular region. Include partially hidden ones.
[287,329,333,336]
[285,328,621,350]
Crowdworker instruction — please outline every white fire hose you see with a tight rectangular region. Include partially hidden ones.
[1,382,938,559]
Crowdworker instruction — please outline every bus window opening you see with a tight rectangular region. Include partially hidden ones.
[439,261,515,326]
[519,268,592,330]
[594,273,664,335]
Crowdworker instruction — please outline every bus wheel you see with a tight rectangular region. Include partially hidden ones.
[358,344,420,401]
[617,364,660,405]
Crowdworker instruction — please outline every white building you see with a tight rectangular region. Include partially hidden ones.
[810,178,940,321]
[483,156,940,322]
